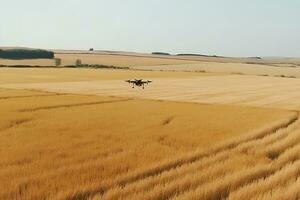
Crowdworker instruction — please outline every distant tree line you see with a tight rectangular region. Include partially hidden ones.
[0,49,54,59]
[152,52,171,56]
[248,57,262,60]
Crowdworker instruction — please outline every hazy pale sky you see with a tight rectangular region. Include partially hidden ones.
[1,0,300,57]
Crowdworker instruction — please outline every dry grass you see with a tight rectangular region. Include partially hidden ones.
[55,54,199,67]
[131,62,300,78]
[0,58,55,66]
[0,88,293,200]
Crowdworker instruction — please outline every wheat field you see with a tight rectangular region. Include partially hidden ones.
[1,63,300,200]
[0,87,292,200]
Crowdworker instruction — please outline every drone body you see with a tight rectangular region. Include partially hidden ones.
[125,79,152,89]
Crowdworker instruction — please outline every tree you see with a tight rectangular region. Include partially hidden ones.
[75,59,82,67]
[0,48,54,59]
[55,58,62,66]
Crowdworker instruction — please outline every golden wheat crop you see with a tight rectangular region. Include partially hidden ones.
[93,113,299,200]
[0,86,293,200]
[1,67,300,200]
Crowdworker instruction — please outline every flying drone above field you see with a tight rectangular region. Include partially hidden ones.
[125,79,152,89]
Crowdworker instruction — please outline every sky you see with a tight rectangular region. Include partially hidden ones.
[1,0,300,57]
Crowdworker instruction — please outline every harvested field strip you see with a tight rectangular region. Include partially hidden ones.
[0,68,214,85]
[18,99,132,112]
[5,75,300,110]
[85,113,299,199]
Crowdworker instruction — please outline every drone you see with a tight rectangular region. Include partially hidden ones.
[125,79,152,89]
